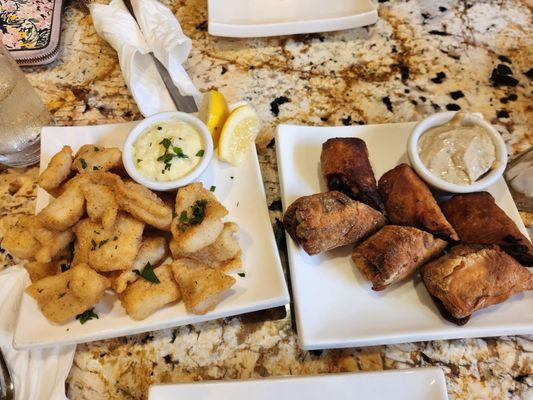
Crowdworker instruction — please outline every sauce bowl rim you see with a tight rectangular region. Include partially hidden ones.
[122,111,214,191]
[407,111,507,194]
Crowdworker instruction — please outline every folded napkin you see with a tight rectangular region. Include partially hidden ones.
[0,266,75,400]
[89,0,201,116]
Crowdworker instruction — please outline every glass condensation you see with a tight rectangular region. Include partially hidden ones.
[0,43,52,167]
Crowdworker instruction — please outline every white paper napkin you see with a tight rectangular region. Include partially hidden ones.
[89,0,201,116]
[0,266,75,400]
[130,0,201,105]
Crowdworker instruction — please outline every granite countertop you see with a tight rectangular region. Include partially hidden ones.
[0,0,532,399]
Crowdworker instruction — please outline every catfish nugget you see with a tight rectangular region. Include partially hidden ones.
[283,191,386,255]
[321,138,384,212]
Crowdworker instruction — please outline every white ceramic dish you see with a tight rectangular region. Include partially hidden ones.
[207,0,378,38]
[14,121,290,350]
[149,367,449,400]
[122,111,213,191]
[276,122,533,351]
[408,111,508,193]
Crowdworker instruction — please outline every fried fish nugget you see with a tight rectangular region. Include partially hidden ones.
[26,263,110,324]
[171,183,228,253]
[114,180,173,230]
[171,259,236,315]
[38,145,73,193]
[111,235,168,293]
[82,182,118,229]
[2,215,40,259]
[119,263,181,320]
[72,145,122,174]
[37,184,85,231]
[24,259,69,283]
[170,222,242,272]
[89,213,145,272]
[72,218,102,266]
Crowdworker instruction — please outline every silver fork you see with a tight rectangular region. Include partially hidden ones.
[0,348,14,400]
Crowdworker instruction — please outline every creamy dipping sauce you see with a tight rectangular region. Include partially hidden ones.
[418,112,496,185]
[132,120,204,181]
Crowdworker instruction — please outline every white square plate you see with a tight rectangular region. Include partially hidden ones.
[208,0,377,38]
[148,367,449,400]
[276,122,533,351]
[14,122,289,350]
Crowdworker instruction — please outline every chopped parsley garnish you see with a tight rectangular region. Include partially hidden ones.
[94,146,100,152]
[137,158,142,163]
[178,200,208,231]
[210,185,216,192]
[133,262,160,284]
[79,158,87,169]
[157,126,162,131]
[76,308,98,324]
[196,149,205,157]
[157,138,189,171]
[92,165,100,171]
[91,239,109,250]
[60,263,70,272]
[238,272,246,277]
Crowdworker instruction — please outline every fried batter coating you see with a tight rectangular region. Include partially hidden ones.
[24,259,69,283]
[170,222,242,272]
[26,263,110,324]
[72,218,102,266]
[352,225,447,291]
[422,245,533,322]
[110,235,168,293]
[2,215,41,260]
[72,144,122,174]
[321,138,384,212]
[441,192,533,266]
[171,183,228,253]
[114,180,173,230]
[82,182,118,229]
[171,258,236,315]
[283,191,386,255]
[378,164,458,241]
[38,145,73,193]
[89,213,145,272]
[27,217,74,263]
[119,263,181,320]
[37,184,85,231]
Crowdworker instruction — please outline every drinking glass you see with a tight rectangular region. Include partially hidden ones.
[0,42,52,167]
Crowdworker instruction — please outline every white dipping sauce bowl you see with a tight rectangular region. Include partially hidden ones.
[407,111,508,193]
[122,112,213,191]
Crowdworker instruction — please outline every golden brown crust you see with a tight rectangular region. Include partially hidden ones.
[441,192,533,266]
[283,191,386,255]
[321,138,384,212]
[421,244,533,320]
[378,164,458,241]
[352,225,447,290]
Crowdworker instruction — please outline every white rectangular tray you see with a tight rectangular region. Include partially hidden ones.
[149,367,449,400]
[208,0,377,38]
[14,122,290,350]
[276,122,533,350]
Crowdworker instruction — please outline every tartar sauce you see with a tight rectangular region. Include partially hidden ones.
[418,112,496,185]
[132,120,204,181]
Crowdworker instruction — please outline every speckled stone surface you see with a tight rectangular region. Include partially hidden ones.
[0,0,532,399]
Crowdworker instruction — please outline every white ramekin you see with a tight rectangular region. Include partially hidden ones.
[122,112,213,191]
[407,111,508,193]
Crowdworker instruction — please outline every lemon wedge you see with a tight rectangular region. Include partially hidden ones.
[198,90,229,145]
[218,104,261,166]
